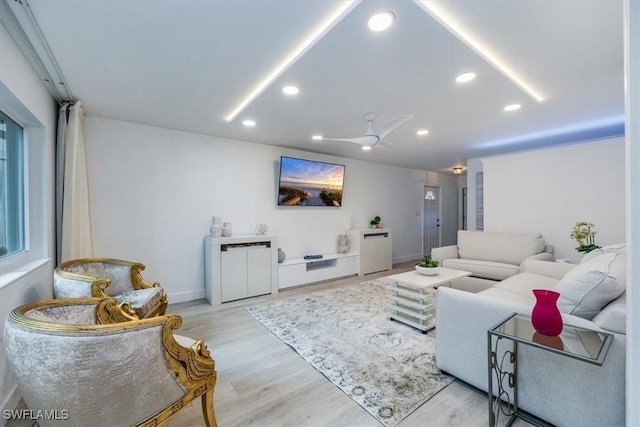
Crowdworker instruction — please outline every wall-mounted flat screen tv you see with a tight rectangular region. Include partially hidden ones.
[277,156,345,207]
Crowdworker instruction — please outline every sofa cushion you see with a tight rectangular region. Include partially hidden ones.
[442,258,520,281]
[479,287,536,306]
[457,231,546,266]
[493,272,559,301]
[555,251,626,320]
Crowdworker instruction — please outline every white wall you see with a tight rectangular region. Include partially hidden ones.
[83,117,450,303]
[480,137,625,259]
[0,20,56,425]
[624,1,640,423]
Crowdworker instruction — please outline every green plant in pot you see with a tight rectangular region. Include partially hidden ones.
[417,258,439,268]
[370,216,382,228]
[416,257,440,275]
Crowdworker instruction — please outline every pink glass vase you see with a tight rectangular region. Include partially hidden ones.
[531,289,563,336]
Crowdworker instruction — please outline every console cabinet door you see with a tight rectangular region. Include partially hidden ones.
[337,256,358,276]
[360,233,392,274]
[247,246,272,297]
[221,248,249,302]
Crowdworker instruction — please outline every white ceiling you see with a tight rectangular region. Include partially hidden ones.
[23,0,624,173]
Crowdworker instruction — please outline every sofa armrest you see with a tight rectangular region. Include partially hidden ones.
[431,245,459,261]
[519,259,574,279]
[525,252,554,262]
[436,287,531,390]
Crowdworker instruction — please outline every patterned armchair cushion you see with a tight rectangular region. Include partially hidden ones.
[115,287,166,319]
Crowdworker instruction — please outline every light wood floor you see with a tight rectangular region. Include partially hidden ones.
[160,260,529,427]
[7,260,531,427]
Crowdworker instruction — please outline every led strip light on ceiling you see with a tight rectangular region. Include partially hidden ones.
[225,0,360,123]
[415,0,545,103]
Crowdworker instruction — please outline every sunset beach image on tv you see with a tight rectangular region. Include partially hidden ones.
[278,156,345,207]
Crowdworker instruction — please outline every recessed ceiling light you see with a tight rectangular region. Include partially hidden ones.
[503,104,521,112]
[362,146,373,151]
[455,72,476,83]
[417,129,430,136]
[283,86,299,95]
[242,119,256,127]
[312,135,323,141]
[368,11,395,32]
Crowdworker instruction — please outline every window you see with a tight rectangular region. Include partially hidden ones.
[0,110,25,258]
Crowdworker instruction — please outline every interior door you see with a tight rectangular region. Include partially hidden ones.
[423,186,440,258]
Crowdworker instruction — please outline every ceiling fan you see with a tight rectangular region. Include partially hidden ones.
[323,113,414,150]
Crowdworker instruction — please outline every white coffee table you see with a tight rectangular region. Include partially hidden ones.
[386,268,471,333]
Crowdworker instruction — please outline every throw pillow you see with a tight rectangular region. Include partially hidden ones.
[555,252,626,320]
[580,243,626,264]
[592,292,627,334]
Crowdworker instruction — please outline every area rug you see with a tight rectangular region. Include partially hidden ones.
[246,279,453,426]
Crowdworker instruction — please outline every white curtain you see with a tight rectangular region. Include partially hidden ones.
[55,103,68,264]
[59,101,93,262]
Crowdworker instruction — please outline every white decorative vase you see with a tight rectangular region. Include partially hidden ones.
[337,234,349,254]
[222,222,232,237]
[209,217,223,237]
[210,225,222,238]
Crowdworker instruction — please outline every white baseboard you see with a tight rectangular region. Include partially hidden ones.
[393,253,422,264]
[167,289,205,304]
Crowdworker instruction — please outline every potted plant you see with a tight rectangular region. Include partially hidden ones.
[570,221,601,253]
[415,257,440,275]
[370,216,382,228]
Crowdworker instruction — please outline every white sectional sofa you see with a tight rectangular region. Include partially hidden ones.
[436,244,627,426]
[431,230,554,292]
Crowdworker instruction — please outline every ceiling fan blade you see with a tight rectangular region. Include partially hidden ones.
[323,135,379,146]
[375,114,414,140]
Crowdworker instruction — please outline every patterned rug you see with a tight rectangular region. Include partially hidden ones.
[246,279,454,426]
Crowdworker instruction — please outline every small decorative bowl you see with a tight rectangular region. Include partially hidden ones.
[415,265,441,276]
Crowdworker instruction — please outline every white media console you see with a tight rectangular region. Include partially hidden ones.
[204,228,393,302]
[278,253,358,289]
[278,228,393,289]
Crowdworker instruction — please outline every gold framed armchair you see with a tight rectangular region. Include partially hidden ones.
[53,257,168,319]
[4,297,217,427]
